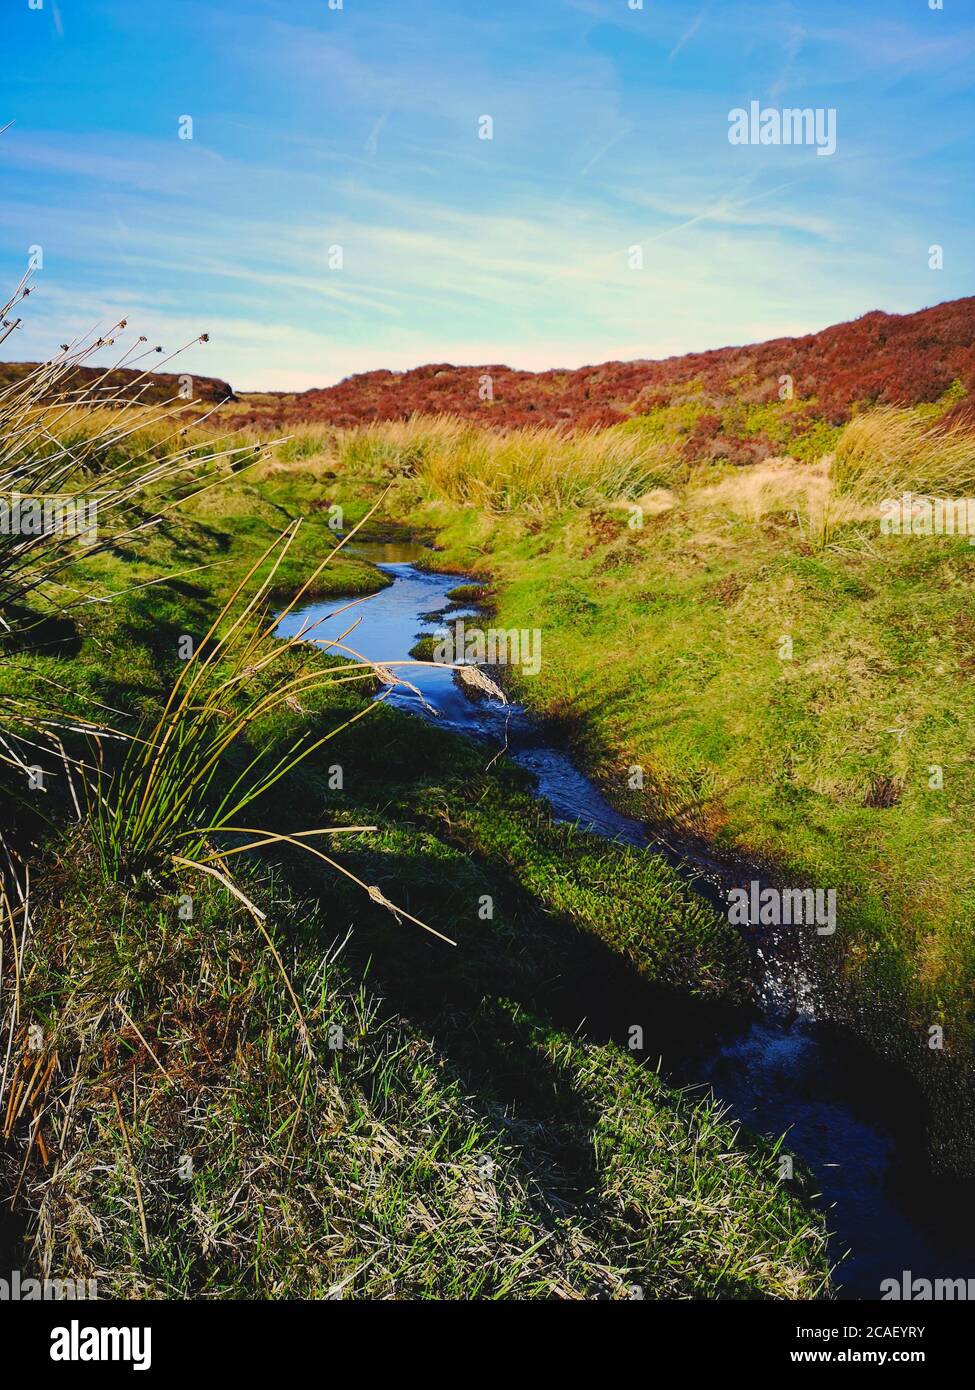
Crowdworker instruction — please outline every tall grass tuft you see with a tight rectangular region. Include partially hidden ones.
[0,283,259,786]
[832,406,975,500]
[85,519,455,945]
[329,414,681,512]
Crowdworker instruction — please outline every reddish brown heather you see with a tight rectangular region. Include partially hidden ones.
[229,295,975,432]
[5,295,974,434]
[0,361,235,406]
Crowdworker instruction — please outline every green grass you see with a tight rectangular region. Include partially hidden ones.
[445,582,489,604]
[12,846,827,1298]
[1,438,832,1299]
[268,411,975,1177]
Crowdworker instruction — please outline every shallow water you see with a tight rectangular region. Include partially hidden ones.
[276,542,975,1297]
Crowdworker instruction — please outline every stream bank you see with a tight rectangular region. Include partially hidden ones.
[275,537,975,1298]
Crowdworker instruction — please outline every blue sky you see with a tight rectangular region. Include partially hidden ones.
[3,0,973,389]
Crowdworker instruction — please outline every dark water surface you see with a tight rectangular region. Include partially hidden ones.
[276,542,975,1298]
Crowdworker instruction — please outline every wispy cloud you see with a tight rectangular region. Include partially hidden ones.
[669,7,708,63]
[1,0,973,388]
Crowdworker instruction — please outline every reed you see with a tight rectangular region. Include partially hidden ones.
[0,285,258,617]
[85,518,456,946]
[0,280,261,790]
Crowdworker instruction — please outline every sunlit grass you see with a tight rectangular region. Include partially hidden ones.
[832,406,975,500]
[249,414,682,514]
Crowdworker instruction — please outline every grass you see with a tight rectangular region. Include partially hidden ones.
[0,303,263,796]
[832,405,975,499]
[9,844,827,1299]
[0,401,833,1298]
[222,414,682,514]
[445,582,488,604]
[83,520,405,899]
[252,405,975,1178]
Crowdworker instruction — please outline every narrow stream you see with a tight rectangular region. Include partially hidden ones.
[276,540,975,1298]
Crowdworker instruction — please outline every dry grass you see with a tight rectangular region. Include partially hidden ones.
[832,406,975,500]
[684,456,866,550]
[325,415,681,513]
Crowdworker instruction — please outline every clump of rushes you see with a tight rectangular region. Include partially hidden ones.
[85,515,457,955]
[0,276,260,788]
[0,278,256,615]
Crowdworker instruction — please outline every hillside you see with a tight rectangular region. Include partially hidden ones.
[0,360,235,406]
[5,297,973,454]
[226,295,975,439]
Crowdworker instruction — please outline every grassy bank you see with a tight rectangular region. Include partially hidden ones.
[236,404,975,1175]
[18,842,826,1299]
[1,405,831,1298]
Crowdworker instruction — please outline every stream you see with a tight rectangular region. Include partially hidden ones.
[276,539,975,1298]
